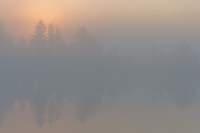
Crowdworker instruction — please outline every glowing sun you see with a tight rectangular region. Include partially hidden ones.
[28,3,63,24]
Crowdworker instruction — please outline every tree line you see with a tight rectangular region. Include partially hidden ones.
[0,20,199,126]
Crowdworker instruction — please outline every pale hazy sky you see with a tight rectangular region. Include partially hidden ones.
[1,0,200,42]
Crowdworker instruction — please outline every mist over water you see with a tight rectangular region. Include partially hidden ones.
[0,20,200,130]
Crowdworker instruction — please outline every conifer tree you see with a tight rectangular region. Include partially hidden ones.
[0,22,7,39]
[55,27,64,49]
[74,27,102,58]
[20,37,26,46]
[0,22,14,51]
[30,20,47,50]
[48,23,55,48]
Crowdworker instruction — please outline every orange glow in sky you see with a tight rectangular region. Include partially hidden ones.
[0,0,200,41]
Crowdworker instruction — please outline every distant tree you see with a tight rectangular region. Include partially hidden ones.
[171,41,198,70]
[48,23,55,48]
[151,45,157,66]
[75,27,94,47]
[30,20,47,50]
[55,27,65,49]
[20,37,26,46]
[0,22,14,52]
[47,25,64,52]
[19,37,27,52]
[0,22,7,39]
[165,41,200,108]
[0,22,8,46]
[74,27,102,59]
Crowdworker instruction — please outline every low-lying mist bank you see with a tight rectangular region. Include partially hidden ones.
[0,21,200,127]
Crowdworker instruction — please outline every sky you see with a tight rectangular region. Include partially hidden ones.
[1,0,200,43]
[0,0,200,133]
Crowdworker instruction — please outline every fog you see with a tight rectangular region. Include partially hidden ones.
[0,16,200,132]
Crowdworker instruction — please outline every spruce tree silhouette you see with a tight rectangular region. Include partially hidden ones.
[0,22,7,39]
[48,23,55,49]
[20,37,26,46]
[55,27,64,50]
[74,27,102,60]
[0,22,7,51]
[30,20,47,51]
[0,22,13,51]
[47,24,64,53]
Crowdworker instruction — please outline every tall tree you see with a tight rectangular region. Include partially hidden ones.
[55,27,64,49]
[20,37,26,46]
[75,27,93,47]
[74,27,102,59]
[0,22,14,52]
[0,22,8,47]
[30,20,47,50]
[151,45,157,66]
[0,22,7,39]
[48,23,55,48]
